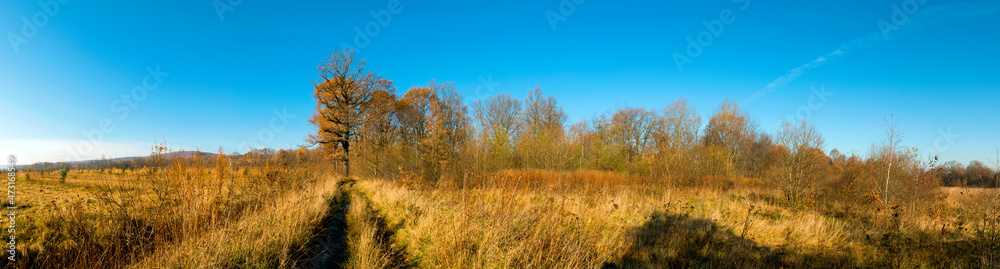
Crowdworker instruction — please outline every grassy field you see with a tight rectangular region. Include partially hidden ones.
[8,162,999,268]
[10,148,338,268]
[342,170,1000,268]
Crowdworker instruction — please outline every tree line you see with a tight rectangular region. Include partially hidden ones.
[307,50,998,206]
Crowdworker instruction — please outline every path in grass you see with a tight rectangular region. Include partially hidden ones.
[302,179,351,268]
[304,178,411,269]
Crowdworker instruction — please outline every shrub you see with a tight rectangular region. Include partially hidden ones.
[59,167,69,183]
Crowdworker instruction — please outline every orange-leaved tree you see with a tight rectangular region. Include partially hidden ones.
[358,89,399,178]
[307,49,393,178]
[702,100,759,178]
[395,81,470,183]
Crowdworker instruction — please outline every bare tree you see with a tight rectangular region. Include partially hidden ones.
[472,93,522,170]
[774,118,826,202]
[307,49,393,178]
[873,113,902,206]
[655,99,701,154]
[610,106,656,163]
[517,87,567,169]
[652,99,702,180]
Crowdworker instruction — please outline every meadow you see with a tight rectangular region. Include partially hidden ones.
[8,152,1000,268]
[10,146,336,268]
[339,170,1000,268]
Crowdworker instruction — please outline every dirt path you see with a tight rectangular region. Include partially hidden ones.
[300,179,411,269]
[300,179,352,268]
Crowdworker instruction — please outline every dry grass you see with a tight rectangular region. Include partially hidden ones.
[128,174,340,268]
[490,168,636,190]
[12,161,998,268]
[346,169,1000,268]
[341,180,409,269]
[11,148,329,268]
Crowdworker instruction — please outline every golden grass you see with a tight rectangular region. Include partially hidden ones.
[344,188,392,268]
[346,169,1000,268]
[130,174,341,268]
[491,168,636,190]
[12,148,329,268]
[13,162,999,268]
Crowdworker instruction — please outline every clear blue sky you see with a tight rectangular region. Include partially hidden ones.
[1,0,998,166]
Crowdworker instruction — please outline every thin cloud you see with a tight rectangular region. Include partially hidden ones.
[748,54,833,101]
[744,2,998,103]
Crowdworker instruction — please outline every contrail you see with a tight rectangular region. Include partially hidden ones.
[744,1,998,103]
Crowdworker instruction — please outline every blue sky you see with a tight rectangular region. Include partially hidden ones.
[1,0,998,166]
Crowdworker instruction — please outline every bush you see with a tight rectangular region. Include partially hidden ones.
[59,167,69,183]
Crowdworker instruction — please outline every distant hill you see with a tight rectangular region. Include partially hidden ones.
[18,150,222,169]
[163,150,219,158]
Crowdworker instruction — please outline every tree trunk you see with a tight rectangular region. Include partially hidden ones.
[343,138,351,178]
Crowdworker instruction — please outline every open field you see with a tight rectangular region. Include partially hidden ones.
[7,159,1000,268]
[336,170,1000,268]
[8,148,338,268]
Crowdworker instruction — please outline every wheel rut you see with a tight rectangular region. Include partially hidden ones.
[301,179,411,269]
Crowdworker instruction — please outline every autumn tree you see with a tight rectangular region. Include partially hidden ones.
[566,121,599,169]
[651,99,702,181]
[589,113,622,171]
[829,149,846,167]
[396,81,471,183]
[870,113,902,206]
[425,81,471,182]
[774,118,827,202]
[307,49,393,178]
[937,160,966,186]
[862,114,939,210]
[358,89,399,177]
[611,107,656,164]
[994,149,1000,188]
[517,87,568,169]
[587,106,656,173]
[702,100,759,178]
[396,86,436,180]
[747,133,778,178]
[966,161,996,187]
[472,92,522,170]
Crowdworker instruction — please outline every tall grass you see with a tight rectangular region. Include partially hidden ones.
[348,169,1000,268]
[14,145,327,268]
[344,188,395,268]
[130,174,339,268]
